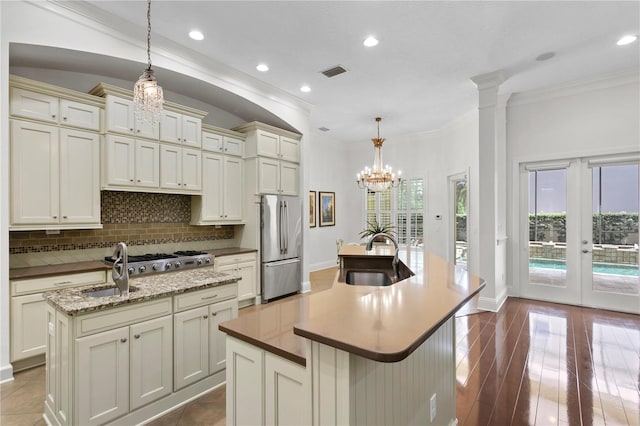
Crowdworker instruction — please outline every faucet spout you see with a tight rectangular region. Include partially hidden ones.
[366,232,399,278]
[112,242,130,297]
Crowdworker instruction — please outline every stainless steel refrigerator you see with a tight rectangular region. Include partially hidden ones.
[261,195,302,302]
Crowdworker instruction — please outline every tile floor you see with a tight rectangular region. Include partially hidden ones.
[2,267,638,425]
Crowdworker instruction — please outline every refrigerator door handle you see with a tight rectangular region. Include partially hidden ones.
[264,258,300,267]
[283,201,288,254]
[278,201,283,254]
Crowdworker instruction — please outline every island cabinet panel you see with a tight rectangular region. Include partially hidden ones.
[309,316,456,426]
[226,336,265,426]
[130,315,173,410]
[208,299,237,374]
[264,352,311,426]
[76,326,130,426]
[174,306,209,390]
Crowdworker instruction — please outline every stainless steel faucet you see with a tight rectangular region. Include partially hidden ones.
[366,232,399,278]
[111,242,130,297]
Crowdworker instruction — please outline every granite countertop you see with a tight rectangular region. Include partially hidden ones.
[10,247,256,280]
[44,266,239,316]
[219,247,485,365]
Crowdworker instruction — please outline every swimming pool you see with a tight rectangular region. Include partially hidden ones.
[529,258,639,277]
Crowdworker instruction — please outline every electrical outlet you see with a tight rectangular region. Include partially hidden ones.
[430,393,437,422]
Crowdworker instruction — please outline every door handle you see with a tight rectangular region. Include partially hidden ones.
[582,249,591,253]
[582,240,589,244]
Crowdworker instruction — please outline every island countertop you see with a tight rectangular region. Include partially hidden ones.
[219,247,485,365]
[44,266,239,316]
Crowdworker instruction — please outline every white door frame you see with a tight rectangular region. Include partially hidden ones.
[448,171,468,265]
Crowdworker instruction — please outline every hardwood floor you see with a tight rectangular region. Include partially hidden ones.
[1,267,638,425]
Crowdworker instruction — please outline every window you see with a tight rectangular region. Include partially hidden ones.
[364,178,424,246]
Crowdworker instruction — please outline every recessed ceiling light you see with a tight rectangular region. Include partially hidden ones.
[256,63,269,72]
[300,85,311,93]
[617,35,638,46]
[189,30,204,41]
[363,36,379,47]
[536,52,555,62]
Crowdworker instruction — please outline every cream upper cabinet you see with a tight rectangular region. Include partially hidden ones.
[192,152,242,224]
[258,158,299,196]
[255,130,300,163]
[160,110,202,148]
[103,134,160,189]
[160,145,201,192]
[10,120,100,228]
[202,130,244,157]
[105,95,159,139]
[11,87,100,131]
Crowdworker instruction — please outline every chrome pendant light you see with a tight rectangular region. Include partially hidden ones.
[356,117,402,192]
[133,0,164,125]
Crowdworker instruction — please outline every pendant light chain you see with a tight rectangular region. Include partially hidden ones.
[146,0,152,71]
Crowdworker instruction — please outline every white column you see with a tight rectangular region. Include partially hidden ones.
[470,71,509,312]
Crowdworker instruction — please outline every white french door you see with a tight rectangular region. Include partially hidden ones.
[520,156,639,314]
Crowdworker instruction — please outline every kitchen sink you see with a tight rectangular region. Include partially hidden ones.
[345,270,393,286]
[83,286,137,298]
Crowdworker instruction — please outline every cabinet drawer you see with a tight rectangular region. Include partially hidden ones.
[76,297,173,338]
[215,252,257,267]
[12,270,107,296]
[173,284,237,312]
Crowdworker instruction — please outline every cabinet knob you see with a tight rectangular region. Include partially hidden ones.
[202,315,208,319]
[137,129,141,133]
[120,338,127,343]
[224,148,227,152]
[137,179,141,182]
[134,334,141,339]
[53,215,57,219]
[63,117,68,121]
[63,215,68,219]
[130,179,134,182]
[129,128,134,132]
[212,312,217,316]
[51,114,56,119]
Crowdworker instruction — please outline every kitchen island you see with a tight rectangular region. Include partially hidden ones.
[220,246,485,425]
[42,266,239,426]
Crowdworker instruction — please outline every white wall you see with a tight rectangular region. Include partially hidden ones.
[305,131,358,271]
[506,71,640,297]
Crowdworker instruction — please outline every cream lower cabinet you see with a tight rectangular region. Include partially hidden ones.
[258,158,299,196]
[226,336,310,426]
[174,285,238,390]
[215,253,257,304]
[11,271,107,368]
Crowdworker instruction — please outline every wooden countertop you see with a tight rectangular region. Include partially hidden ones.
[219,247,485,365]
[9,247,257,280]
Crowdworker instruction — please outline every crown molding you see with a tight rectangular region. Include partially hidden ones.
[508,68,639,107]
[202,124,247,140]
[10,74,105,107]
[232,121,302,140]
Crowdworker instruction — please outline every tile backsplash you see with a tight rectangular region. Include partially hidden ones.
[10,191,234,255]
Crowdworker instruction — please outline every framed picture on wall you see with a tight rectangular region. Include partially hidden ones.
[309,191,317,228]
[319,191,335,227]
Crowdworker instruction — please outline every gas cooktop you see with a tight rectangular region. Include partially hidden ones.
[104,251,213,276]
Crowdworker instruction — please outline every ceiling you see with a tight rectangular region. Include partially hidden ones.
[14,1,640,143]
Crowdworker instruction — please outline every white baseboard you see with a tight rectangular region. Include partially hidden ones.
[477,287,508,312]
[309,260,338,271]
[301,280,311,293]
[0,363,14,384]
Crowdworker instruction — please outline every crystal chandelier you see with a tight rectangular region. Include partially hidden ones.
[133,0,164,125]
[356,117,402,192]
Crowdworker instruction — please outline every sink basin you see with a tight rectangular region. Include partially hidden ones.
[345,270,393,286]
[83,286,137,298]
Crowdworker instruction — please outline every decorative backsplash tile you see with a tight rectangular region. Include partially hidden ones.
[9,192,234,254]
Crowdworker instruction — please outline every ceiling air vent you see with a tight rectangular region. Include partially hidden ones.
[318,127,330,132]
[321,65,348,78]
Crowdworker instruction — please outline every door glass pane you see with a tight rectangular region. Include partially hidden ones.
[528,169,567,287]
[454,179,468,266]
[591,164,639,295]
